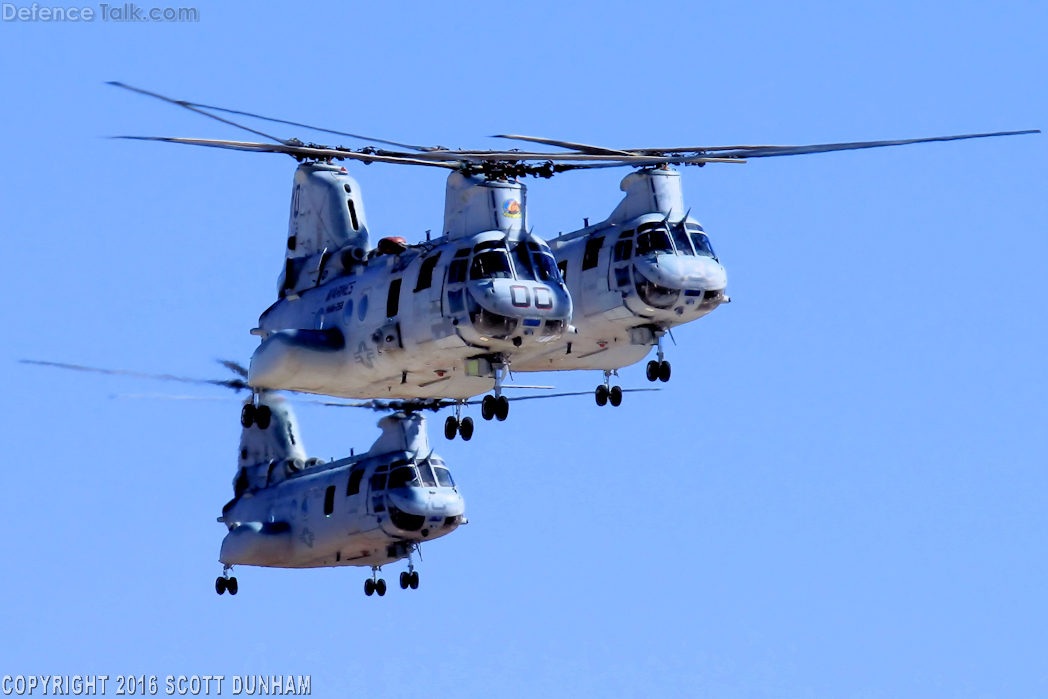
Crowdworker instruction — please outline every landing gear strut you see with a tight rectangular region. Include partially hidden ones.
[595,370,623,407]
[646,338,671,383]
[215,566,238,596]
[444,401,474,441]
[399,552,420,590]
[364,567,386,597]
[481,361,510,422]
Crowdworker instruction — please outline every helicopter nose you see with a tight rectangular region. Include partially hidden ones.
[469,280,572,319]
[637,254,727,292]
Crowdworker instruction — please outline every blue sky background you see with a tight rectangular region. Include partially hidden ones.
[1,2,1045,697]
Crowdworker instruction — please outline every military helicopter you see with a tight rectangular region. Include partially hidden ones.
[109,83,1038,417]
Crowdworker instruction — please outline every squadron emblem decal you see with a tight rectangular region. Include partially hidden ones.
[502,198,522,218]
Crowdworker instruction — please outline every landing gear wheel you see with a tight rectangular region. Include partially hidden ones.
[459,416,474,441]
[364,579,375,596]
[481,395,496,421]
[409,571,419,589]
[400,572,410,589]
[595,385,609,406]
[376,579,387,596]
[646,360,659,382]
[658,360,672,383]
[215,577,227,595]
[227,577,238,595]
[254,405,271,430]
[494,395,509,421]
[444,416,459,440]
[240,404,255,428]
[609,386,623,406]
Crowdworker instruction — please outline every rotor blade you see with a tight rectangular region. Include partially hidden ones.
[492,134,635,157]
[623,129,1041,159]
[489,388,661,404]
[108,82,288,145]
[20,359,248,391]
[184,101,442,153]
[113,136,459,169]
[218,359,249,378]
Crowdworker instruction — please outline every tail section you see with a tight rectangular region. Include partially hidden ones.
[237,395,307,474]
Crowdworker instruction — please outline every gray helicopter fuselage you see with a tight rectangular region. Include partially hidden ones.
[512,167,730,373]
[248,165,571,399]
[220,405,464,570]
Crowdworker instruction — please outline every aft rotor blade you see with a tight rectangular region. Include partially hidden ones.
[482,388,661,404]
[20,359,249,391]
[108,82,287,145]
[217,359,249,378]
[492,134,635,157]
[113,136,459,169]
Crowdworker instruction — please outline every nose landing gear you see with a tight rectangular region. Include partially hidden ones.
[595,370,623,407]
[399,555,420,590]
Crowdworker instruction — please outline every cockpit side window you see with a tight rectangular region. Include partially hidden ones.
[370,464,388,492]
[434,467,455,487]
[533,251,560,282]
[346,468,365,496]
[686,224,717,259]
[470,250,513,280]
[418,460,438,487]
[613,239,633,262]
[448,258,468,284]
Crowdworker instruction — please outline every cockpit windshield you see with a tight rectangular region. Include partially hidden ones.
[512,243,537,281]
[636,227,674,256]
[686,223,717,259]
[470,250,513,280]
[670,223,695,256]
[511,241,561,283]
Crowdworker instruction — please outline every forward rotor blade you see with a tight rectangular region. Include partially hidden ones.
[218,359,249,378]
[113,136,459,169]
[108,82,287,145]
[20,359,249,391]
[492,134,635,157]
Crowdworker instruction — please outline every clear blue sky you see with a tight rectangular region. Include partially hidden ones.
[1,2,1045,697]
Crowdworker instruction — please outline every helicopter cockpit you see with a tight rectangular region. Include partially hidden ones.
[448,233,572,346]
[623,218,728,310]
[371,454,464,536]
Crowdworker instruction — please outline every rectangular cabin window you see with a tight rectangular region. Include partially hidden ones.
[415,253,441,292]
[324,485,336,515]
[346,468,364,496]
[582,237,605,271]
[370,471,387,492]
[558,260,568,284]
[615,266,631,287]
[386,278,402,318]
[347,199,359,230]
[448,259,468,284]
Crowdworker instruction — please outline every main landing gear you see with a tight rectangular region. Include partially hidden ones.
[646,339,671,383]
[445,401,474,441]
[399,555,420,590]
[595,370,623,407]
[240,402,272,429]
[480,360,510,422]
[215,567,238,596]
[364,567,387,597]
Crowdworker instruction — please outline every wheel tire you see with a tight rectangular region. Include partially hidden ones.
[658,360,672,383]
[376,579,387,596]
[254,405,271,430]
[495,396,509,421]
[227,577,238,595]
[459,416,474,441]
[481,395,496,421]
[444,416,458,440]
[409,571,419,589]
[215,577,226,595]
[646,360,659,382]
[595,385,609,406]
[364,579,375,596]
[609,386,623,406]
[400,572,410,589]
[240,404,255,428]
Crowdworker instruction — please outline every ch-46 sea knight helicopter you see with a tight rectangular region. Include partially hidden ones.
[110,83,1038,421]
[21,358,650,595]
